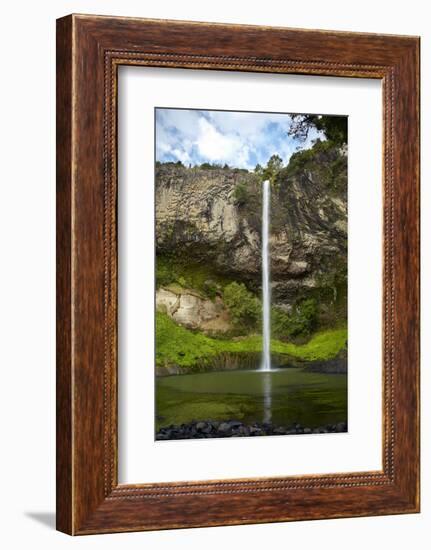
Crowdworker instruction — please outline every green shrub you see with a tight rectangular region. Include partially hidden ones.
[271,307,292,340]
[177,276,187,287]
[156,258,177,287]
[282,139,347,192]
[203,279,219,299]
[288,298,318,336]
[233,182,249,206]
[271,298,318,339]
[223,282,260,330]
[200,162,222,170]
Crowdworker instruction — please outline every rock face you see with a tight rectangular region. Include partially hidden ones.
[156,285,230,332]
[156,145,347,311]
[305,352,347,374]
[156,166,260,278]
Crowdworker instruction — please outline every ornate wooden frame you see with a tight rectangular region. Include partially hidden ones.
[56,14,420,535]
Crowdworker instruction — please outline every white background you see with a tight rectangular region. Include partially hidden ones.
[118,67,382,483]
[0,0,428,548]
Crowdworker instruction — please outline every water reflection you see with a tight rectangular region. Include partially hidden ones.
[156,368,347,430]
[262,372,272,423]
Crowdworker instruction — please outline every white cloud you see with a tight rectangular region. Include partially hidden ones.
[157,108,201,140]
[170,148,191,165]
[195,117,250,166]
[155,108,326,169]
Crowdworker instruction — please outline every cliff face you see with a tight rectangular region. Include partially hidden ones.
[156,166,259,273]
[156,285,231,332]
[155,143,347,313]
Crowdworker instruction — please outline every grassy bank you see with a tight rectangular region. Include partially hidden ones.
[156,312,347,369]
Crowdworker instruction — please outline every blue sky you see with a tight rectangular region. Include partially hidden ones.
[155,108,324,171]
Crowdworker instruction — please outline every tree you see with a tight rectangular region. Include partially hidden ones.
[199,162,222,170]
[223,282,260,329]
[261,154,283,184]
[288,114,347,146]
[271,298,318,339]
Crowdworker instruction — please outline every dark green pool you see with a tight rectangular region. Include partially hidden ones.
[156,368,347,430]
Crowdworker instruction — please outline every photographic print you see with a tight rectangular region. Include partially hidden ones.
[155,107,348,441]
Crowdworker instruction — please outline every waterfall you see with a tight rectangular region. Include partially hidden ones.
[261,179,271,371]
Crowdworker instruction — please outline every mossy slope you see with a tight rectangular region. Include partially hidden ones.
[156,312,347,369]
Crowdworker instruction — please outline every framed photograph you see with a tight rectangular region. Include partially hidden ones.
[56,14,420,535]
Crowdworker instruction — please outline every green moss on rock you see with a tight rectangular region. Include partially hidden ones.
[156,312,347,370]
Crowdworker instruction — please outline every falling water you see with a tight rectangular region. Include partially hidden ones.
[261,179,271,371]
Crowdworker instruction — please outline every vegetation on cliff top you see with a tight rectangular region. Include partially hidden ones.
[281,139,347,192]
[156,312,347,369]
[288,114,347,146]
